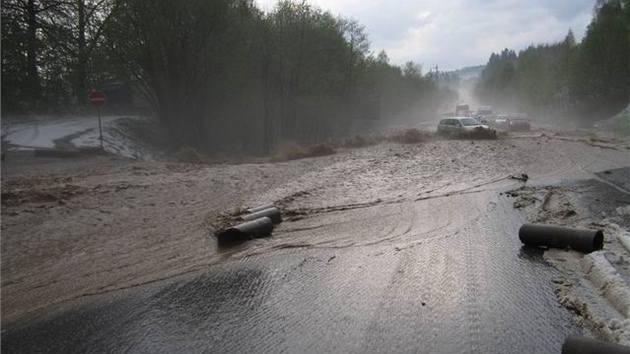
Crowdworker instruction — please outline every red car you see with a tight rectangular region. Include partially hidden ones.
[506,113,531,131]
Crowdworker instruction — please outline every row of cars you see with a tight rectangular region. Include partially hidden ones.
[474,106,531,131]
[480,113,531,131]
[437,106,531,136]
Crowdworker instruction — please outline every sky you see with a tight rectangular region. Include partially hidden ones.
[255,0,596,72]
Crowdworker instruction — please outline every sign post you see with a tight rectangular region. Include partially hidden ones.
[88,90,107,149]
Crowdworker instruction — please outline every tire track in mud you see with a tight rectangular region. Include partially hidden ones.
[361,195,580,354]
[362,224,470,353]
[363,235,471,354]
[224,191,496,263]
[464,228,484,353]
[2,195,582,354]
[464,197,579,353]
[6,135,622,353]
[212,192,576,353]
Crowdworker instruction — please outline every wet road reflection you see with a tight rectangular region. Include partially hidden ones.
[2,195,582,354]
[3,269,273,353]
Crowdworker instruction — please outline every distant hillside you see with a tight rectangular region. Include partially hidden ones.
[453,65,485,79]
[436,65,485,90]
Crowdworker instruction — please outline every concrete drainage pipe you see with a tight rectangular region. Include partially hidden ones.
[518,223,604,253]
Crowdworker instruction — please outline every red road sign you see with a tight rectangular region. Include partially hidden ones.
[88,90,106,108]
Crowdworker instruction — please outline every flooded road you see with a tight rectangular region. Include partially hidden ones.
[3,194,581,353]
[2,130,629,353]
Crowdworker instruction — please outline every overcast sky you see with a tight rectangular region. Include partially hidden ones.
[256,0,596,72]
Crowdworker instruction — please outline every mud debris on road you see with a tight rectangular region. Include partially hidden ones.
[507,171,630,345]
[2,128,630,352]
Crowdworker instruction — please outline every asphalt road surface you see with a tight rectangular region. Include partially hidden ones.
[3,195,580,353]
[2,130,629,353]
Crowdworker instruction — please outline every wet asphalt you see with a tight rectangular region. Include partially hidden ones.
[5,136,628,354]
[2,192,582,354]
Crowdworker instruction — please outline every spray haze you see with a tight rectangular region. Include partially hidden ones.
[1,0,627,156]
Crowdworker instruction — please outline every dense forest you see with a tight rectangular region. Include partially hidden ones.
[1,0,451,154]
[475,0,629,123]
[3,0,628,153]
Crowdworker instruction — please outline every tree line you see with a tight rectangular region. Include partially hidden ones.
[475,0,629,122]
[2,0,448,154]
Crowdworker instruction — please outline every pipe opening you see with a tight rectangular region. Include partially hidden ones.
[217,229,249,248]
[593,230,604,251]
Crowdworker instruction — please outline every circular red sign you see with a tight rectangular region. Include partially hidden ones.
[88,90,106,108]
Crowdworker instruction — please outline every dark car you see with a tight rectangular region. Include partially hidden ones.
[506,113,531,131]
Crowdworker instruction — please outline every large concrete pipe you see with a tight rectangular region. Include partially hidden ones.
[562,335,630,354]
[217,217,274,246]
[241,207,282,224]
[518,223,603,253]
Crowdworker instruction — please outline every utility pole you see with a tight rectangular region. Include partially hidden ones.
[434,65,439,86]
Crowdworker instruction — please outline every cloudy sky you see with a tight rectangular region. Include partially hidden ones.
[256,0,596,71]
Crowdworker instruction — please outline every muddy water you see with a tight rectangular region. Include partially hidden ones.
[212,136,629,262]
[2,132,629,353]
[3,193,581,353]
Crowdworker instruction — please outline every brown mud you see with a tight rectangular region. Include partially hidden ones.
[2,128,629,325]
